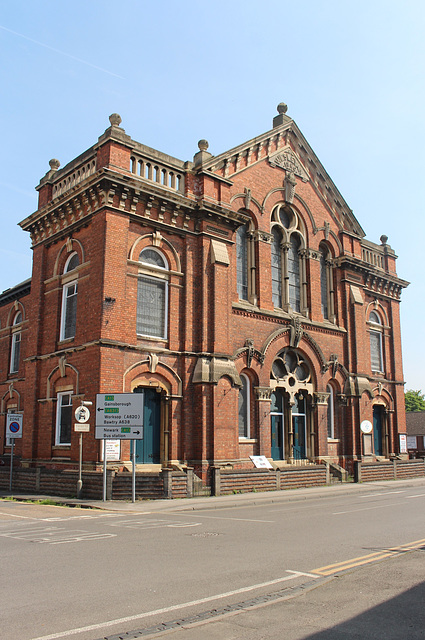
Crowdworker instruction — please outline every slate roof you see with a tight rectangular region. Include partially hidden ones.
[406,412,425,436]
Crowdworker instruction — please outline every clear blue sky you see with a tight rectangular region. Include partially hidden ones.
[1,0,424,392]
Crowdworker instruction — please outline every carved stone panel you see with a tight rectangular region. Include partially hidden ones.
[268,146,309,182]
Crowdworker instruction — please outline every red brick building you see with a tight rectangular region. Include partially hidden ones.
[0,105,409,483]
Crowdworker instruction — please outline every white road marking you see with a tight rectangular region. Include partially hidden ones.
[107,518,202,529]
[333,501,406,515]
[0,510,38,519]
[359,491,404,498]
[407,493,425,498]
[182,513,275,523]
[0,526,117,544]
[30,570,319,640]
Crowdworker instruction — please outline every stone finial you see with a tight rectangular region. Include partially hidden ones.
[198,139,209,151]
[49,158,60,171]
[380,234,388,245]
[273,102,291,128]
[109,113,122,127]
[193,139,212,167]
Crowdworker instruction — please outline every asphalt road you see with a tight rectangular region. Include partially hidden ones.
[1,480,424,640]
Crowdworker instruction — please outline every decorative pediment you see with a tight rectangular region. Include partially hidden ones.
[268,146,309,183]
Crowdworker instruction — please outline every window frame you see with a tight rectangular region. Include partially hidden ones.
[271,227,283,308]
[270,205,307,315]
[326,384,335,439]
[369,311,384,373]
[59,251,79,342]
[137,247,169,340]
[64,251,79,273]
[319,243,336,323]
[238,373,251,439]
[55,392,73,446]
[9,312,23,374]
[236,224,249,301]
[60,279,78,341]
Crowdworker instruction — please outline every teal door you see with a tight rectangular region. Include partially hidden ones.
[134,387,161,463]
[373,406,383,456]
[292,415,306,460]
[292,394,306,460]
[270,390,284,460]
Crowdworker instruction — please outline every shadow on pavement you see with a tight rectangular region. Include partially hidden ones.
[301,580,425,639]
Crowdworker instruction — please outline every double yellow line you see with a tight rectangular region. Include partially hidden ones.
[312,538,425,576]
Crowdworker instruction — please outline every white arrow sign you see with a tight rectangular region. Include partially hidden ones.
[95,393,144,440]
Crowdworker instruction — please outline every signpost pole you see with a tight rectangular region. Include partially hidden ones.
[9,438,14,493]
[6,414,23,493]
[95,394,144,503]
[77,433,83,499]
[103,439,107,502]
[132,440,136,503]
[74,401,92,499]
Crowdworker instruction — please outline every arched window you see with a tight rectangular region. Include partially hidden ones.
[271,228,282,308]
[238,374,250,438]
[60,252,79,341]
[327,384,335,439]
[288,235,301,313]
[271,205,307,314]
[369,311,383,373]
[320,246,329,319]
[236,224,248,301]
[137,248,168,339]
[319,244,335,322]
[64,252,79,273]
[10,312,22,374]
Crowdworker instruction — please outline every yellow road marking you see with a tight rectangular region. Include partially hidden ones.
[312,538,425,576]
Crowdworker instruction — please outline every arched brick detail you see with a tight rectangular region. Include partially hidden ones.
[53,238,85,277]
[123,359,182,397]
[128,233,181,272]
[46,360,80,399]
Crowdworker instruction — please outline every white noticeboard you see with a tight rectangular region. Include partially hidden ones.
[100,440,121,461]
[406,436,417,450]
[250,455,273,469]
[95,393,144,440]
[6,414,23,439]
[399,433,408,452]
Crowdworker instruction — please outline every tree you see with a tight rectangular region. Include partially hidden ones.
[405,389,425,412]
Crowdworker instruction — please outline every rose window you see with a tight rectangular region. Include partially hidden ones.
[271,349,312,403]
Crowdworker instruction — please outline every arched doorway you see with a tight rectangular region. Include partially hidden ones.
[292,393,307,460]
[133,386,161,463]
[270,389,284,459]
[270,348,313,462]
[373,405,384,457]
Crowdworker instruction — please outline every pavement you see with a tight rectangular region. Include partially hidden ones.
[2,475,425,513]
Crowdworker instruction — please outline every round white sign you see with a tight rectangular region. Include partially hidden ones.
[360,420,373,434]
[75,405,90,423]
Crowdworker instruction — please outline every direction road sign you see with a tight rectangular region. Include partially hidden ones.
[95,393,144,440]
[6,414,23,439]
[75,406,90,423]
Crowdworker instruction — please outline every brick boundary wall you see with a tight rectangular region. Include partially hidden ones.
[0,467,190,500]
[1,460,424,500]
[212,465,328,496]
[354,459,425,483]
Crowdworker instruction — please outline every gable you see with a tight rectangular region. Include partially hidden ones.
[202,116,365,237]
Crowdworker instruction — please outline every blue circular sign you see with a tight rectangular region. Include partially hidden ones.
[9,421,20,433]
